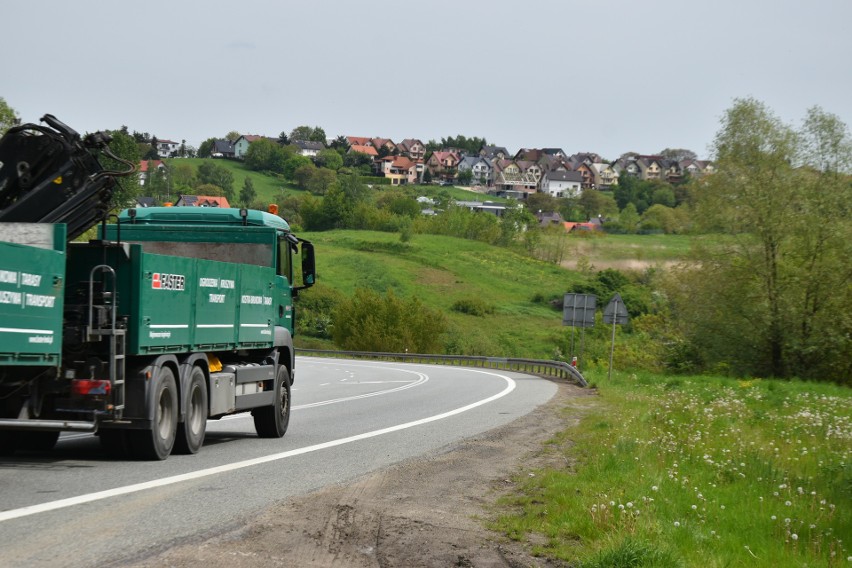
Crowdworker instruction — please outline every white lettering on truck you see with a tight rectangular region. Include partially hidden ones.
[199,277,219,288]
[21,273,42,287]
[0,270,18,284]
[25,294,55,308]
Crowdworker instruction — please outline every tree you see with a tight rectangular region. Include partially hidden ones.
[307,168,337,196]
[332,288,447,353]
[0,97,19,135]
[457,169,473,185]
[244,138,281,172]
[659,148,698,162]
[578,188,617,220]
[102,129,142,209]
[225,131,241,142]
[277,131,289,146]
[289,125,326,143]
[238,177,256,206]
[316,148,343,171]
[616,203,640,233]
[197,161,234,201]
[667,98,852,382]
[171,162,195,192]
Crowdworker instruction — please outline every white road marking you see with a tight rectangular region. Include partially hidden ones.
[0,369,514,523]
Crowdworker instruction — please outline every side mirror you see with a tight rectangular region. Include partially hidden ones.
[298,240,315,290]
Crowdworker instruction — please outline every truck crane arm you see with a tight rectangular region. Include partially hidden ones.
[0,114,136,241]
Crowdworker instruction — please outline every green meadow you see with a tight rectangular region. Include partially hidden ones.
[491,371,852,567]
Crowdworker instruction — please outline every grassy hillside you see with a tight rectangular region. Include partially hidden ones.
[166,158,301,204]
[297,229,690,358]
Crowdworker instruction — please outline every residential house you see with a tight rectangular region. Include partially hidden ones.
[135,196,156,208]
[514,148,545,162]
[234,134,272,159]
[540,170,583,198]
[480,145,510,161]
[569,152,603,165]
[457,156,493,186]
[212,140,235,158]
[175,195,231,208]
[346,136,372,148]
[635,155,664,181]
[156,139,180,158]
[455,200,508,217]
[378,156,418,185]
[492,159,538,199]
[536,211,565,227]
[397,139,426,161]
[516,160,543,190]
[349,144,379,157]
[426,151,460,181]
[370,138,397,156]
[292,140,326,158]
[138,160,165,186]
[613,157,641,178]
[590,162,619,190]
[573,162,595,189]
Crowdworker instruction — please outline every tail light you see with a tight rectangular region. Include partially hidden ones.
[71,379,111,396]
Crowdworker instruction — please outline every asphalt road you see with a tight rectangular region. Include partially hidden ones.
[0,357,557,568]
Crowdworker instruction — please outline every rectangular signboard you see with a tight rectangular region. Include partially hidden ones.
[563,293,596,328]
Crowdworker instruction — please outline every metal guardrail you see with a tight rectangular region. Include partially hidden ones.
[295,348,588,388]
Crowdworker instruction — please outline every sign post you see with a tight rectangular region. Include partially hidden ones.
[562,293,596,370]
[602,293,629,380]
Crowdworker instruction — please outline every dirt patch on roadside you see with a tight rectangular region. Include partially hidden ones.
[127,381,596,568]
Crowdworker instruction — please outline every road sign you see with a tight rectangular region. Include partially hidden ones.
[563,293,596,328]
[603,293,629,325]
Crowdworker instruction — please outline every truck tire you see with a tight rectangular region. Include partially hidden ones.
[173,366,208,455]
[252,365,290,438]
[129,366,178,460]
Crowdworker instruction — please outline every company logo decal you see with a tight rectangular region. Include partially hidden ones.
[152,273,186,291]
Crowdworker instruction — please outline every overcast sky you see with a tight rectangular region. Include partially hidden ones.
[3,0,850,160]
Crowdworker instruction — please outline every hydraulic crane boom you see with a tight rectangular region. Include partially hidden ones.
[0,114,136,241]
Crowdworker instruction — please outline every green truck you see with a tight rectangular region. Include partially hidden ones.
[0,115,315,460]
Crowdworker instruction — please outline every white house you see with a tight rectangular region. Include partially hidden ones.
[156,139,180,158]
[540,170,583,198]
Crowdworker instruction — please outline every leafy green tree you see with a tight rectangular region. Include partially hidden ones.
[293,163,317,190]
[0,97,19,135]
[277,131,289,145]
[457,169,473,185]
[289,125,326,143]
[328,135,349,151]
[195,183,224,197]
[197,161,234,201]
[667,98,852,382]
[225,131,241,142]
[171,162,195,192]
[316,148,343,171]
[239,177,256,206]
[616,203,640,233]
[307,168,337,196]
[651,186,676,208]
[101,129,142,209]
[332,288,447,353]
[244,138,281,172]
[578,188,617,220]
[659,148,697,162]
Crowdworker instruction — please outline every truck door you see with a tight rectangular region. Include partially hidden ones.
[275,235,294,334]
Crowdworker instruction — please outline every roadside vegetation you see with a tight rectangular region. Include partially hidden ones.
[492,369,852,567]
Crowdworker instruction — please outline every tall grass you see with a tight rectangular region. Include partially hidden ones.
[492,371,852,567]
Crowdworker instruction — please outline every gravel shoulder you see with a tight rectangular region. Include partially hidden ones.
[126,380,596,568]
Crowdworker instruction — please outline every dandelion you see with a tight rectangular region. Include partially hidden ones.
[785,501,792,506]
[692,505,698,510]
[674,521,680,527]
[652,486,659,492]
[626,502,634,509]
[771,515,777,520]
[791,534,798,541]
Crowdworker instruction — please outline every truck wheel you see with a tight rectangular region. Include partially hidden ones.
[174,366,208,455]
[17,431,60,452]
[129,366,178,460]
[252,366,291,438]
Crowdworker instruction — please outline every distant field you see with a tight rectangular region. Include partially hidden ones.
[560,233,696,270]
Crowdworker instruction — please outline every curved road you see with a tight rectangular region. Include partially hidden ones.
[0,357,556,567]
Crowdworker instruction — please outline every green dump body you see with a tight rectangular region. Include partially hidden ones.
[0,224,66,365]
[87,208,293,356]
